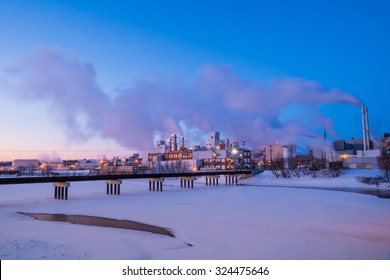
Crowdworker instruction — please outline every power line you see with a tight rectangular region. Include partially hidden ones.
[0,147,157,153]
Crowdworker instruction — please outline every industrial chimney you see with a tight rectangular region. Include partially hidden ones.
[361,104,371,150]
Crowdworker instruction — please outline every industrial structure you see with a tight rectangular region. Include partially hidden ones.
[147,131,252,172]
[1,105,388,175]
[306,104,387,170]
[332,104,382,169]
[263,144,297,169]
[260,104,389,171]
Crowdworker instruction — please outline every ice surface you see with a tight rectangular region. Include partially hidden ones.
[0,170,389,260]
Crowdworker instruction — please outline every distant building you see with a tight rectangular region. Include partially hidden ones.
[263,144,296,163]
[333,138,369,153]
[332,105,384,169]
[0,161,13,173]
[39,161,63,170]
[63,160,79,169]
[341,150,381,170]
[148,131,252,171]
[12,159,40,169]
[99,154,144,174]
[327,136,387,169]
[124,153,143,167]
[148,149,201,171]
[78,159,100,170]
[193,148,230,170]
[0,161,12,168]
[205,131,220,149]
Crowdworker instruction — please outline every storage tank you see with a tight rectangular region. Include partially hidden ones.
[283,145,293,169]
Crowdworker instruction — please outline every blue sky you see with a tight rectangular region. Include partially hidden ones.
[0,0,389,160]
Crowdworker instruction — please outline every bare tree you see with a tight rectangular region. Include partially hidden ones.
[271,157,342,178]
[42,165,54,177]
[377,154,390,181]
[27,164,36,176]
[157,160,190,173]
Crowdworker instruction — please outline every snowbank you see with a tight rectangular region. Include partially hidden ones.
[244,169,389,189]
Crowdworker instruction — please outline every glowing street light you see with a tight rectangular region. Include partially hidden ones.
[232,148,238,169]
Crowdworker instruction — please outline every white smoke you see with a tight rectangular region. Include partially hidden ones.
[1,48,361,150]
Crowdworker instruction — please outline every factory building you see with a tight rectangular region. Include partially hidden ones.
[306,105,387,170]
[39,161,64,170]
[99,154,144,174]
[263,144,297,162]
[263,144,297,168]
[329,105,383,169]
[148,133,201,171]
[11,159,40,176]
[148,131,252,171]
[12,159,40,169]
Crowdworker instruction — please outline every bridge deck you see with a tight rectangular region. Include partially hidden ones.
[0,170,252,185]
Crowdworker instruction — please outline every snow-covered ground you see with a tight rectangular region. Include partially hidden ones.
[249,169,389,189]
[0,170,389,260]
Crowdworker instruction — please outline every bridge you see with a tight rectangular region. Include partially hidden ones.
[0,170,253,200]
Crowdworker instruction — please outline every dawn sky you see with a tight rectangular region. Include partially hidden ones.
[0,0,389,160]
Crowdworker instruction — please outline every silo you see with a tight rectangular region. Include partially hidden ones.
[283,145,293,169]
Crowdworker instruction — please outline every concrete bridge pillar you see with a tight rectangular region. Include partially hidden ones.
[105,180,122,195]
[180,177,196,189]
[148,178,164,192]
[53,182,70,200]
[225,174,240,185]
[205,175,220,186]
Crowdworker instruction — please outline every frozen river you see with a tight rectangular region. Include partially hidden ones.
[1,171,389,260]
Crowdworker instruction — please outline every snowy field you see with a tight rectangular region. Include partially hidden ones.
[0,170,389,260]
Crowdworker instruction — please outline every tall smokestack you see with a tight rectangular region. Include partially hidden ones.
[365,106,371,150]
[322,127,327,160]
[173,134,178,151]
[361,104,367,150]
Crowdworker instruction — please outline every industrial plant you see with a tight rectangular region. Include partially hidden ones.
[1,104,389,177]
[148,131,251,172]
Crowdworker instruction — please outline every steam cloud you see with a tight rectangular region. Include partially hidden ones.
[2,48,361,150]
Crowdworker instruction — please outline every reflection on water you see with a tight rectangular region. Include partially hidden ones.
[17,212,175,237]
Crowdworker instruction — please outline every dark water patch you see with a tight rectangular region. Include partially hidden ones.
[17,212,175,238]
[245,183,390,199]
[354,189,390,199]
[307,187,390,199]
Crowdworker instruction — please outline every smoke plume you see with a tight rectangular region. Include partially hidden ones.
[2,48,361,150]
